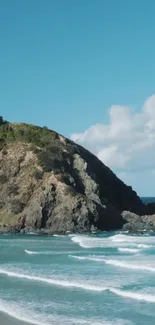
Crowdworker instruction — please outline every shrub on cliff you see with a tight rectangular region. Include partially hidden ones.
[0,116,8,126]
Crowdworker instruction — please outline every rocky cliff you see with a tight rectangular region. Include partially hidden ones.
[0,121,150,234]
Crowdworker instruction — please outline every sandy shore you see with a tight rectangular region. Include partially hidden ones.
[0,312,33,325]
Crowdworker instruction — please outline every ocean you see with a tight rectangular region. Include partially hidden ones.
[141,197,155,204]
[0,232,155,325]
[0,197,155,325]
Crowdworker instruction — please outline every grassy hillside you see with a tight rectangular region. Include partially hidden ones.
[0,122,74,174]
[0,122,60,148]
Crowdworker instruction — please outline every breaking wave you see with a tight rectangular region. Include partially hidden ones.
[69,255,105,262]
[69,254,155,272]
[71,234,155,249]
[0,268,107,291]
[118,248,140,253]
[0,268,154,304]
[25,249,80,255]
[0,298,118,325]
[103,259,155,272]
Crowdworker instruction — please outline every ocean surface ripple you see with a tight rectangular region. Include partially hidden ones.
[0,232,155,324]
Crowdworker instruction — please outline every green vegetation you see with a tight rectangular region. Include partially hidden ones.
[0,122,59,147]
[0,121,74,173]
[0,116,8,126]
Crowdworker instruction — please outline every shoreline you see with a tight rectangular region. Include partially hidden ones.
[0,311,34,325]
[0,229,155,236]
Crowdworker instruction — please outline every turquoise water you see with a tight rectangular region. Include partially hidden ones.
[0,233,155,325]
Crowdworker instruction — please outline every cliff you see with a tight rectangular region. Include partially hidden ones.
[0,121,148,234]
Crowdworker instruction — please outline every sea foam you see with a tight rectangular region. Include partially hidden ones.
[0,268,155,303]
[69,254,155,272]
[103,259,155,272]
[118,248,140,253]
[71,234,155,249]
[0,268,107,291]
[0,298,118,325]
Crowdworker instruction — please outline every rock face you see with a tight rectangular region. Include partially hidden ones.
[122,211,155,233]
[0,122,151,234]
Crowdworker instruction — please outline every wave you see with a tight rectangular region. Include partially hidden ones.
[25,249,58,255]
[103,259,155,272]
[118,248,140,253]
[69,255,105,262]
[25,250,82,256]
[0,268,107,292]
[25,249,40,255]
[71,236,93,248]
[71,235,113,249]
[53,234,66,237]
[137,244,153,249]
[111,234,155,243]
[0,298,48,325]
[69,254,155,273]
[109,288,155,303]
[71,234,155,249]
[0,268,155,305]
[0,298,115,325]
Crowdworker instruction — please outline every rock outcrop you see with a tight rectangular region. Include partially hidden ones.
[0,121,152,234]
[122,211,155,233]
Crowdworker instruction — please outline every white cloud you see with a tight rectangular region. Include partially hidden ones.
[97,146,130,169]
[71,95,155,195]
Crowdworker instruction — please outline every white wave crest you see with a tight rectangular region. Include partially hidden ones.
[24,249,58,255]
[0,298,118,325]
[0,268,107,292]
[71,234,155,249]
[118,248,140,253]
[103,259,155,272]
[0,298,49,325]
[69,254,155,273]
[0,268,155,305]
[71,236,93,248]
[71,235,114,249]
[53,234,66,237]
[137,244,153,249]
[112,234,155,244]
[69,255,105,262]
[25,249,82,256]
[110,288,155,303]
[25,249,39,255]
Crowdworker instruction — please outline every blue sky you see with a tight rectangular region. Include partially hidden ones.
[0,0,155,196]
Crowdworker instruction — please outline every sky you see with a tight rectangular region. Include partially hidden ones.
[0,0,155,196]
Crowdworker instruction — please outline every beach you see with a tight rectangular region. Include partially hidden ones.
[0,312,32,325]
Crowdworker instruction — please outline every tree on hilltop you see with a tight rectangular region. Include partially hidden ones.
[0,116,8,126]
